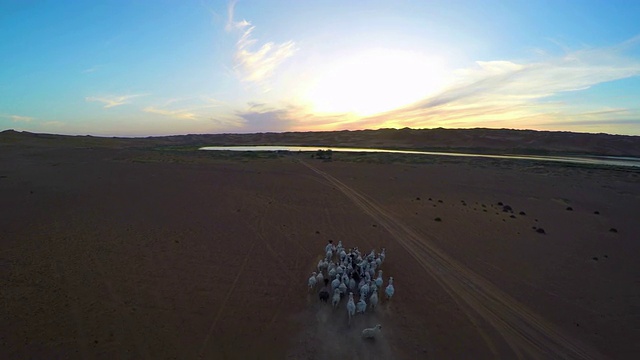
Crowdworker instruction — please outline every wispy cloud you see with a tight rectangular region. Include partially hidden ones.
[229,38,640,135]
[531,107,640,134]
[42,121,65,128]
[143,96,225,121]
[9,114,34,123]
[143,106,197,120]
[352,39,640,131]
[226,1,296,87]
[235,103,354,132]
[1,114,35,123]
[225,0,250,32]
[81,65,102,74]
[85,94,147,108]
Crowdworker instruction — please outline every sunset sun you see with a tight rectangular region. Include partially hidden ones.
[305,49,447,116]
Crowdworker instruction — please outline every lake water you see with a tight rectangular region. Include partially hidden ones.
[199,146,640,168]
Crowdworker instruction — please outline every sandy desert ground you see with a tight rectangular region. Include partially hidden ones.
[1,138,639,359]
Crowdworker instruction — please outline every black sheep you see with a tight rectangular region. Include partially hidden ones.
[319,287,330,302]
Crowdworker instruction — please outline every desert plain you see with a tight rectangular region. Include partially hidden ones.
[1,129,639,359]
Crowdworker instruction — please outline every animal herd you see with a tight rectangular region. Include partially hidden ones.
[307,240,395,338]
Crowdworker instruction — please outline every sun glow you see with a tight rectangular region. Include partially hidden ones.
[305,49,448,116]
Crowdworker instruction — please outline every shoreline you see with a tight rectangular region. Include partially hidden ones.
[199,145,640,168]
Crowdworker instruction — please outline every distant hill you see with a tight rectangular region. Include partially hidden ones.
[2,128,640,157]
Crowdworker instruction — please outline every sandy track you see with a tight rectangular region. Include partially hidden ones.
[298,159,604,359]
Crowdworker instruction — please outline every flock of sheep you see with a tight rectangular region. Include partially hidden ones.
[307,240,395,339]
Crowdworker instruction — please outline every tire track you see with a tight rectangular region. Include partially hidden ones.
[87,250,150,359]
[248,205,299,343]
[197,231,258,358]
[298,159,603,359]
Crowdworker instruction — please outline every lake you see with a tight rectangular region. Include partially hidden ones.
[199,146,640,168]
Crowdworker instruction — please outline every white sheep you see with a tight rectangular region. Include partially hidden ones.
[368,249,376,261]
[326,249,333,261]
[320,259,329,271]
[370,283,378,296]
[369,291,378,311]
[316,272,324,285]
[375,270,383,288]
[338,279,347,297]
[332,289,341,308]
[360,281,370,299]
[361,324,382,339]
[328,264,337,279]
[346,263,353,274]
[325,240,334,254]
[331,275,341,291]
[308,272,317,291]
[385,277,394,300]
[379,248,386,263]
[356,298,367,314]
[347,292,356,324]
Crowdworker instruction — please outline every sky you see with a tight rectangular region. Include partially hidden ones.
[1,0,640,136]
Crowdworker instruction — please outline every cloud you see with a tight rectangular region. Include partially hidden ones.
[42,121,65,128]
[9,114,34,123]
[226,37,640,135]
[85,94,147,108]
[235,103,355,132]
[143,106,197,120]
[0,114,34,123]
[351,39,640,131]
[81,65,102,74]
[143,96,226,121]
[236,108,294,132]
[225,0,250,32]
[226,1,296,86]
[530,107,640,133]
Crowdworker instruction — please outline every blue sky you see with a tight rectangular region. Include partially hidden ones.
[1,0,639,136]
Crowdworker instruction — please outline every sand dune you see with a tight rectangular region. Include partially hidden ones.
[3,127,640,156]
